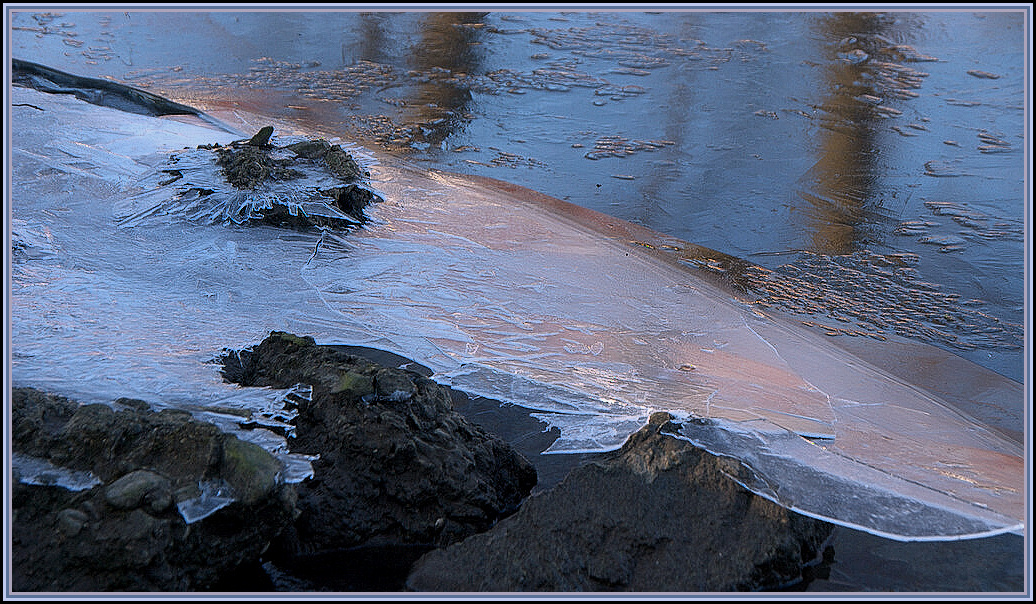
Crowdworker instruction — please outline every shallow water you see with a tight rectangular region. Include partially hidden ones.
[7,7,1030,593]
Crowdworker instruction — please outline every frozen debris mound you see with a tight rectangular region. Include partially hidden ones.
[118,125,384,230]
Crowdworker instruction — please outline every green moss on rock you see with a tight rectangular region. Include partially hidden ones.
[104,470,173,513]
[269,331,316,348]
[333,371,376,397]
[220,437,281,506]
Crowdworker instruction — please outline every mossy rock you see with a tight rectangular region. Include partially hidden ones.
[104,470,173,514]
[333,371,376,398]
[324,145,362,181]
[11,387,297,591]
[269,331,316,348]
[220,437,282,506]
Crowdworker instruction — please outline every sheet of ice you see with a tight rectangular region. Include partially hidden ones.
[11,453,102,492]
[7,87,1025,541]
[8,88,325,483]
[304,164,1024,540]
[176,480,235,524]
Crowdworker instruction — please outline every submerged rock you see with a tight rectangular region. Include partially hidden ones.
[10,387,296,592]
[405,412,834,592]
[218,331,538,589]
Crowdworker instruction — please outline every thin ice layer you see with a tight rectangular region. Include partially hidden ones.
[176,480,236,524]
[12,453,102,492]
[8,87,1025,541]
[8,88,327,483]
[300,165,1023,540]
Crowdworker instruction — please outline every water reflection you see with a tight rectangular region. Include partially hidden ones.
[350,12,393,65]
[394,12,486,149]
[798,12,910,254]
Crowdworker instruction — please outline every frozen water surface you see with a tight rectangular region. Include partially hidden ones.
[176,480,236,525]
[12,453,102,492]
[7,85,1024,542]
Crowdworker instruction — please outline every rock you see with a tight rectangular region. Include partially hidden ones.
[213,127,365,192]
[10,387,296,592]
[12,58,203,118]
[327,183,384,220]
[216,144,274,189]
[103,470,173,513]
[55,508,89,537]
[323,144,362,181]
[10,387,78,457]
[284,137,364,181]
[219,437,283,507]
[247,125,275,147]
[285,139,332,159]
[217,331,538,589]
[405,412,834,592]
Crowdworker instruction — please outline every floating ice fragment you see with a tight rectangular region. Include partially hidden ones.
[282,453,319,483]
[918,234,966,247]
[966,70,1001,79]
[837,49,869,64]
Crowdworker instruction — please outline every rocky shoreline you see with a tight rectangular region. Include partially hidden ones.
[10,331,835,593]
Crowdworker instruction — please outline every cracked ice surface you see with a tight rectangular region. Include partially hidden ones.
[7,87,1024,540]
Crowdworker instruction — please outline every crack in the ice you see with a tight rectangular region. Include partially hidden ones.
[739,314,836,428]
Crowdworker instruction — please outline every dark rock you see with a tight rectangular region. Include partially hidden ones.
[326,183,384,220]
[10,387,296,592]
[103,470,173,513]
[55,508,89,537]
[217,331,538,588]
[247,125,275,147]
[323,144,362,181]
[12,58,204,118]
[284,138,366,181]
[405,412,834,592]
[285,139,333,159]
[214,140,308,190]
[216,144,273,189]
[11,387,78,455]
[213,128,364,190]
